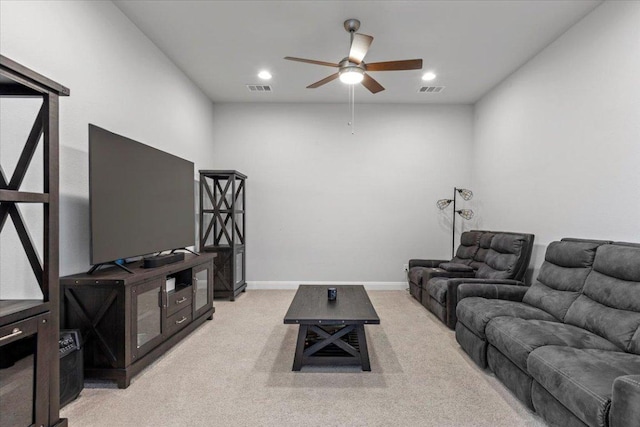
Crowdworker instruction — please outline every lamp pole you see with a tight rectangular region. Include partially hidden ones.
[452,187,457,258]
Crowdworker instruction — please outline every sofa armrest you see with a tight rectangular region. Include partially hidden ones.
[445,278,524,328]
[408,259,449,269]
[457,283,528,303]
[610,375,640,427]
[439,262,474,272]
[408,267,475,288]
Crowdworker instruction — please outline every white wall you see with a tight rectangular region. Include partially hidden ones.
[7,1,627,294]
[0,1,216,298]
[471,1,640,273]
[209,103,474,287]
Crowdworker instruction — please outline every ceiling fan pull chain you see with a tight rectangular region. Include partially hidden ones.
[351,85,355,135]
[348,82,351,123]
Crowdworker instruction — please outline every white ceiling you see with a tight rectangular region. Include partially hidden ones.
[114,0,601,104]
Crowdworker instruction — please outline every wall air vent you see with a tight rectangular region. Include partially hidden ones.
[246,84,272,92]
[418,86,445,93]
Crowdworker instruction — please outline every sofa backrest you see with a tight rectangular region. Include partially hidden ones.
[522,238,610,321]
[451,231,484,265]
[564,242,640,354]
[476,232,535,281]
[469,232,495,270]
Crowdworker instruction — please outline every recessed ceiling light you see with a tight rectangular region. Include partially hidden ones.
[258,70,272,80]
[422,71,437,81]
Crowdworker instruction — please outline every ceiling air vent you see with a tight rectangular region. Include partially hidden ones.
[246,84,272,92]
[418,86,445,93]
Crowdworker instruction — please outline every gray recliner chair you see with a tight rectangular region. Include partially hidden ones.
[408,230,534,329]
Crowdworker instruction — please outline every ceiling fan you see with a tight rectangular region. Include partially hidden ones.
[284,19,423,94]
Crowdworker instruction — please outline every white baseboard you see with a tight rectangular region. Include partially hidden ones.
[246,281,407,291]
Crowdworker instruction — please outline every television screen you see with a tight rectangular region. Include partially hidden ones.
[89,124,195,265]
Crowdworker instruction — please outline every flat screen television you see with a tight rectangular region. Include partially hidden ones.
[89,124,195,266]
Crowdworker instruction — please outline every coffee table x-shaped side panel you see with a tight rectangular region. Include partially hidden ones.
[292,322,371,371]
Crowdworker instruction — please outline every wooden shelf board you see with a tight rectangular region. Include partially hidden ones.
[0,190,49,203]
[0,299,49,327]
[1,55,70,96]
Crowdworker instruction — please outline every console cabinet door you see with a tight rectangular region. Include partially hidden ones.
[0,313,51,427]
[193,263,213,318]
[131,279,165,361]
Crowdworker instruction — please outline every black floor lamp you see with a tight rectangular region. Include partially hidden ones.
[437,187,474,257]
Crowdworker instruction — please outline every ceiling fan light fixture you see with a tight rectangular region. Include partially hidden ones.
[339,67,364,84]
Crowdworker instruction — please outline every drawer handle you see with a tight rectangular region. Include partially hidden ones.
[175,317,187,325]
[175,297,187,304]
[0,328,23,342]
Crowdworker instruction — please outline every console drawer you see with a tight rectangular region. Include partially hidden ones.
[167,287,192,316]
[166,306,192,337]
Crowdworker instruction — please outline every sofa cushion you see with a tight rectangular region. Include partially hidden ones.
[523,240,604,320]
[486,318,620,372]
[451,231,483,266]
[564,243,640,353]
[565,295,640,354]
[476,234,528,280]
[456,297,556,339]
[528,346,640,427]
[469,232,495,270]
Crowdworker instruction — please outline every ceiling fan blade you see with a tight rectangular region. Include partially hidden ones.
[361,74,385,94]
[284,57,339,67]
[306,73,340,89]
[348,33,373,64]
[366,59,423,71]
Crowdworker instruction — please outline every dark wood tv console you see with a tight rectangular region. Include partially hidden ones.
[60,253,215,388]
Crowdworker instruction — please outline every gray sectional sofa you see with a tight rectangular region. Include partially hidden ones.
[455,238,640,427]
[407,230,534,328]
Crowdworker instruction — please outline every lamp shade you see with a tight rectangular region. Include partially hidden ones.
[437,199,452,210]
[456,188,473,201]
[456,209,474,220]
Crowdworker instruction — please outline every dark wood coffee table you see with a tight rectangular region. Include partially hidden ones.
[283,285,380,371]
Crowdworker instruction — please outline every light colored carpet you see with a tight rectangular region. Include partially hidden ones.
[61,290,546,426]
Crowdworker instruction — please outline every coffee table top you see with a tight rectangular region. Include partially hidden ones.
[283,285,380,325]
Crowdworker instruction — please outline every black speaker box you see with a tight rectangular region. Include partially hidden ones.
[59,330,83,408]
[143,252,185,268]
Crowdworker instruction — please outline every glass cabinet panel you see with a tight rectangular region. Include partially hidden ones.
[194,266,210,314]
[235,251,244,284]
[135,284,162,349]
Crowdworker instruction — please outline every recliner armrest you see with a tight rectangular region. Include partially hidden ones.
[457,283,528,304]
[445,278,524,328]
[408,259,449,269]
[610,375,640,427]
